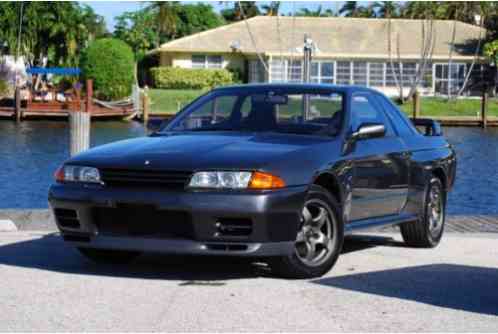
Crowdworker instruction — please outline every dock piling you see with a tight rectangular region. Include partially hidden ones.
[481,87,488,129]
[15,87,21,122]
[412,90,420,119]
[69,80,91,156]
[142,89,149,126]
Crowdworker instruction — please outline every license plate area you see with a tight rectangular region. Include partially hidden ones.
[93,204,193,239]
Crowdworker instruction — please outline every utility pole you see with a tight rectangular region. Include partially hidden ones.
[303,34,313,120]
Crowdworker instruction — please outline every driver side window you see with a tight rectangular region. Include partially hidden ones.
[351,93,394,137]
[173,95,238,130]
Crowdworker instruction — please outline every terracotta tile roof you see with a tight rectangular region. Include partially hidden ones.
[154,16,486,60]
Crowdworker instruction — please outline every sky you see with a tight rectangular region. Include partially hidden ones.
[82,1,346,32]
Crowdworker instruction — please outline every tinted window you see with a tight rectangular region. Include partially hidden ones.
[166,90,344,136]
[375,95,416,136]
[350,93,394,136]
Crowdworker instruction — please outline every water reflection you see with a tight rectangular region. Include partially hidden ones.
[0,121,496,214]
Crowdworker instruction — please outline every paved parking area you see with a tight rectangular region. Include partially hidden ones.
[0,231,497,332]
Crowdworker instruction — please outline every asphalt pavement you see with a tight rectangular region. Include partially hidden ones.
[0,231,497,332]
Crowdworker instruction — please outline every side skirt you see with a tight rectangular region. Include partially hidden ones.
[344,213,418,235]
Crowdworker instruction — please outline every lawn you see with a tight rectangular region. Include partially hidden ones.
[396,97,498,117]
[148,89,205,115]
[148,89,498,118]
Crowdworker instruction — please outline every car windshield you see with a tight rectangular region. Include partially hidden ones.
[162,88,344,136]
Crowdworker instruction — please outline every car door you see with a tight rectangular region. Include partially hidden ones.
[348,93,410,221]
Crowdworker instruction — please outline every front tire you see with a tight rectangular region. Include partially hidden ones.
[401,177,446,248]
[269,185,344,279]
[77,247,141,264]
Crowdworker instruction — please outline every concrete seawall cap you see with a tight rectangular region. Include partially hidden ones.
[0,219,18,232]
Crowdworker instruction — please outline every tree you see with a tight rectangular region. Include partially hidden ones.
[221,1,260,22]
[114,9,157,61]
[372,1,399,18]
[261,2,280,16]
[339,1,361,17]
[175,4,224,37]
[0,2,107,67]
[147,2,179,46]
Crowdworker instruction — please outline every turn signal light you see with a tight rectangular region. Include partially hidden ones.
[54,166,65,183]
[248,172,286,189]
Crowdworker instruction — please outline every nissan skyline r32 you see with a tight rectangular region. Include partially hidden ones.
[49,84,456,278]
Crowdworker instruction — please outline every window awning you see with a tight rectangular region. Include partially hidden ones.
[26,67,81,76]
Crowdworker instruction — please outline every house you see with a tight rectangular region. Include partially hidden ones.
[150,16,487,96]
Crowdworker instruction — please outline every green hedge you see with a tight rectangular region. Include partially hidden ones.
[81,38,135,101]
[0,79,8,97]
[150,67,233,89]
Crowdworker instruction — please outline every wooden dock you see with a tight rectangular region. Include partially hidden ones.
[0,101,135,120]
[431,116,498,127]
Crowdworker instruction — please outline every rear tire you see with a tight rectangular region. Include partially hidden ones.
[269,185,344,279]
[77,247,141,264]
[401,177,446,248]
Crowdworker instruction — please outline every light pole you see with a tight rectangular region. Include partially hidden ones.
[303,34,314,83]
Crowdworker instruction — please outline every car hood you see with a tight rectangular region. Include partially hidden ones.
[68,132,335,171]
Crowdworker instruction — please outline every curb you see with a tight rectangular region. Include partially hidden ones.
[0,209,55,231]
[0,219,18,232]
[0,209,497,234]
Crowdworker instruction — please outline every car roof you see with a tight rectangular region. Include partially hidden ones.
[212,83,377,95]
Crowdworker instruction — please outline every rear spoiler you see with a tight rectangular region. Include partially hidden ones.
[410,118,443,136]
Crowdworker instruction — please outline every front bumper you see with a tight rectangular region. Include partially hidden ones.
[48,183,308,257]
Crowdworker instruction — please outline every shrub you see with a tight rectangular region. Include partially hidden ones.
[150,67,233,89]
[0,79,8,97]
[80,38,135,101]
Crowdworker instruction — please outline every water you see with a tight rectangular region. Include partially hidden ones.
[0,121,497,215]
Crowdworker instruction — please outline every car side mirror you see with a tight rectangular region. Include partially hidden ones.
[351,123,385,140]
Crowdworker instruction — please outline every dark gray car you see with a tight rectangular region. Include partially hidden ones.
[49,84,456,278]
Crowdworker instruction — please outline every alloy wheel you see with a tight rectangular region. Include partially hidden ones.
[295,199,335,267]
[427,183,444,238]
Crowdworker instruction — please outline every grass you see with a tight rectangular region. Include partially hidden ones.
[148,89,498,118]
[396,97,498,117]
[148,89,205,115]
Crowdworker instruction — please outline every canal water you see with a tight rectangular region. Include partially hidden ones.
[0,120,497,215]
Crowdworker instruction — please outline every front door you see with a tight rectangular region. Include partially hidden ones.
[348,93,409,221]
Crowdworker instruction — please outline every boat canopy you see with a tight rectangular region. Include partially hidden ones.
[26,67,81,76]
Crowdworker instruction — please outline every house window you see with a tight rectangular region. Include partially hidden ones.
[402,63,417,86]
[435,63,466,95]
[352,62,368,86]
[270,59,286,82]
[270,59,302,83]
[311,61,334,84]
[386,63,401,87]
[249,60,265,83]
[369,62,384,86]
[336,61,351,85]
[288,60,302,82]
[191,55,223,69]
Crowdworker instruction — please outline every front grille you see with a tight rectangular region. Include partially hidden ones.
[93,205,193,239]
[54,208,80,229]
[100,168,192,189]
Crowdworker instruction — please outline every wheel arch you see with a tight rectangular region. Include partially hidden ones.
[432,167,448,191]
[312,172,343,205]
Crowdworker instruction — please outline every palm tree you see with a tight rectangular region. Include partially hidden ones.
[147,2,178,46]
[261,2,280,16]
[372,1,399,18]
[220,1,260,22]
[339,1,360,17]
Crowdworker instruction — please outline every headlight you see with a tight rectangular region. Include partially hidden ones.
[55,165,101,184]
[188,171,285,190]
